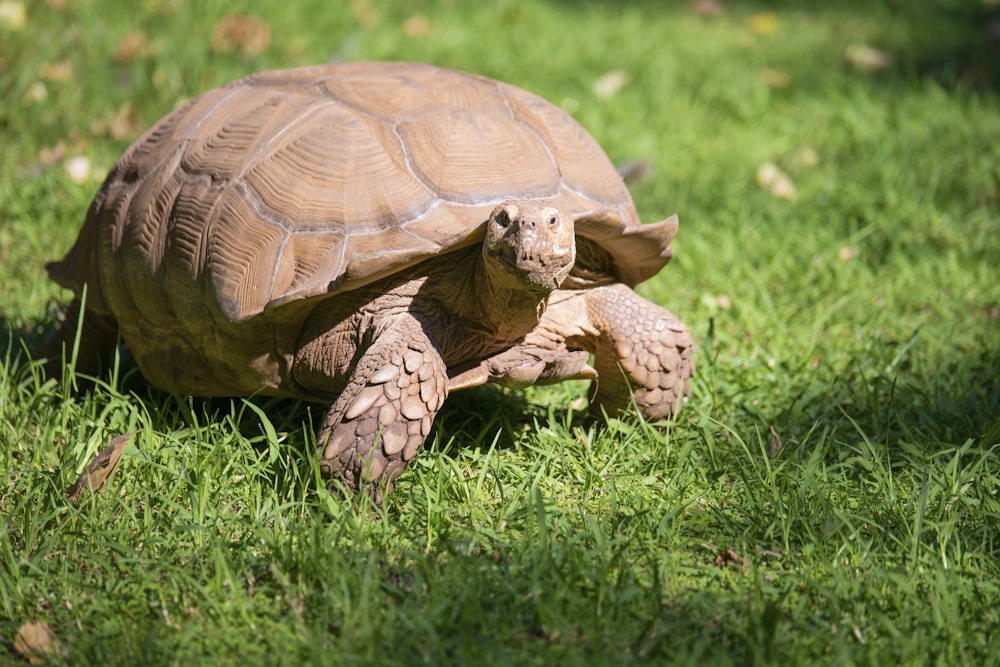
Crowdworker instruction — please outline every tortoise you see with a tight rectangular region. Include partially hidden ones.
[46,61,696,499]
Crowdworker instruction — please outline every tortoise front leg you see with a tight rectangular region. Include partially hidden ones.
[447,346,595,391]
[316,314,448,501]
[580,284,696,420]
[505,284,695,421]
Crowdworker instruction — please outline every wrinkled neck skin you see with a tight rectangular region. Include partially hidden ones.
[419,201,575,362]
[433,247,552,344]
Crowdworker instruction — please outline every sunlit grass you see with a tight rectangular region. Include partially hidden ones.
[2,0,999,664]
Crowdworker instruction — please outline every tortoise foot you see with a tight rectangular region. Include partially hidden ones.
[316,315,447,500]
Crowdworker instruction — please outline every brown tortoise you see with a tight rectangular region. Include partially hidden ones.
[47,62,696,499]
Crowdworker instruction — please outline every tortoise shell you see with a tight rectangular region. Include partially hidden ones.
[50,62,676,324]
[48,62,680,396]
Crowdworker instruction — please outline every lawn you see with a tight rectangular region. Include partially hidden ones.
[2,0,999,664]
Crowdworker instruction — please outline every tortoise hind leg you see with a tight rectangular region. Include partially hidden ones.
[314,313,448,502]
[41,298,120,381]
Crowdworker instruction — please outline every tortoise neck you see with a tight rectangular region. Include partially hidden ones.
[467,247,553,333]
[418,246,550,334]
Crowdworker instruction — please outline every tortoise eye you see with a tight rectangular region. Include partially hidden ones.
[548,215,558,226]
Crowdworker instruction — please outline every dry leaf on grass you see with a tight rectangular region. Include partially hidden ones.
[617,159,653,186]
[14,622,64,665]
[63,155,92,184]
[114,30,156,63]
[211,14,271,57]
[39,142,65,166]
[25,81,47,103]
[0,1,26,30]
[793,146,818,167]
[760,68,791,88]
[107,105,136,140]
[66,430,139,503]
[403,15,430,37]
[756,162,797,200]
[714,548,747,570]
[845,44,891,72]
[38,59,72,82]
[691,0,724,18]
[90,103,139,140]
[769,425,783,457]
[593,69,630,99]
[351,0,377,27]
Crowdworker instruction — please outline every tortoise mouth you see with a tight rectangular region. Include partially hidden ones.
[488,245,574,289]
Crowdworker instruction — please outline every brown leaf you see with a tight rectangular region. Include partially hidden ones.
[67,430,138,503]
[210,14,271,57]
[760,68,791,89]
[845,44,891,72]
[14,622,64,665]
[38,60,72,82]
[691,0,724,18]
[403,15,430,37]
[107,104,138,140]
[114,30,155,63]
[714,548,747,570]
[350,0,377,27]
[616,159,653,186]
[25,81,47,103]
[769,426,783,457]
[91,103,139,140]
[0,1,27,30]
[593,69,630,99]
[756,162,797,200]
[793,146,818,167]
[38,142,65,166]
[63,155,91,184]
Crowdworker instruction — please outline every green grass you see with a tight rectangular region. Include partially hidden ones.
[2,0,999,664]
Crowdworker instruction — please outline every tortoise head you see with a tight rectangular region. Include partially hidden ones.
[482,202,576,292]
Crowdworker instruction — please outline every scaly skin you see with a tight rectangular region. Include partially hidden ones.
[296,202,578,498]
[463,283,696,420]
[315,312,447,502]
[581,284,695,419]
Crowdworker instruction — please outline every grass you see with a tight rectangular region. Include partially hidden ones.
[2,0,999,664]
